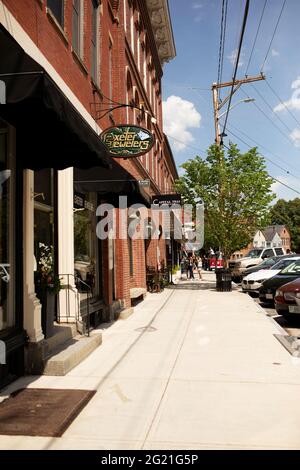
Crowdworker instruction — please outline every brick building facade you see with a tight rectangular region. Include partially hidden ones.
[0,0,177,386]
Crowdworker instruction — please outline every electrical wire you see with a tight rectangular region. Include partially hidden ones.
[245,0,268,76]
[265,78,300,128]
[166,135,207,155]
[260,0,287,72]
[250,83,294,134]
[225,129,300,196]
[226,126,300,181]
[240,88,296,147]
[219,0,228,91]
[217,0,226,87]
[226,121,300,178]
[221,0,250,142]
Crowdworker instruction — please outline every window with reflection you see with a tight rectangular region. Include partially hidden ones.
[0,121,15,332]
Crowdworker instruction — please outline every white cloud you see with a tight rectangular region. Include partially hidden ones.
[227,49,244,68]
[162,95,201,152]
[290,128,300,147]
[192,2,203,9]
[271,175,299,202]
[271,48,280,57]
[274,76,300,112]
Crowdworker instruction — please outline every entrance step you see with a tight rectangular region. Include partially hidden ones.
[42,333,102,376]
[116,307,134,320]
[130,288,147,299]
[44,324,77,356]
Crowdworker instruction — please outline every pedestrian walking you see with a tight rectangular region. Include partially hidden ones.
[195,256,202,280]
[187,255,195,280]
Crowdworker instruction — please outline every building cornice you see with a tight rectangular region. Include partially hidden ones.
[146,0,176,66]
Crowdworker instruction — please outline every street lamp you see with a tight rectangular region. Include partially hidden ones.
[218,98,255,120]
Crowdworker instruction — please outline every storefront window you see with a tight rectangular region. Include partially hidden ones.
[34,169,56,307]
[0,122,15,332]
[74,192,99,296]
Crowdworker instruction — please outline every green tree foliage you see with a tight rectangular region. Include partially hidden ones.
[175,143,275,258]
[270,198,300,252]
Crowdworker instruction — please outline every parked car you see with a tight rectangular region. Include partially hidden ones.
[241,254,292,278]
[229,247,285,281]
[259,259,300,304]
[274,278,300,321]
[242,256,300,294]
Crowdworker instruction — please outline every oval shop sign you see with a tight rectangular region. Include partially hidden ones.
[100,125,154,158]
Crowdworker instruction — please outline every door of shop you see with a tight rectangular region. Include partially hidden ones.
[33,169,57,337]
[74,192,104,329]
[0,119,24,389]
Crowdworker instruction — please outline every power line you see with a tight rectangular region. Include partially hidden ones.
[166,135,206,155]
[250,83,294,134]
[225,129,300,196]
[245,0,268,76]
[226,126,300,180]
[226,121,300,178]
[217,0,226,87]
[265,78,300,128]
[240,88,296,147]
[219,0,228,92]
[271,176,300,196]
[260,0,287,72]
[221,0,250,141]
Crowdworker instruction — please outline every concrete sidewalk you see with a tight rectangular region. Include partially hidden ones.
[1,271,300,450]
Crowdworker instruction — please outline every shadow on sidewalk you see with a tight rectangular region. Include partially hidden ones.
[167,282,216,290]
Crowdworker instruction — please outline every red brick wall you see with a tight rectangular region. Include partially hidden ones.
[3,0,177,310]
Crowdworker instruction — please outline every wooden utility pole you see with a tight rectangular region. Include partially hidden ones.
[212,73,265,146]
[211,74,265,261]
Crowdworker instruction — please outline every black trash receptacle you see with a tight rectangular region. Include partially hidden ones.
[216,268,232,292]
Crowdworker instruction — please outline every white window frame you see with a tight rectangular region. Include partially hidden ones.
[72,0,84,59]
[91,0,100,85]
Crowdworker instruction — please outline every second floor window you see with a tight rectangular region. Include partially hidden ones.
[48,0,64,28]
[72,0,82,57]
[91,0,99,84]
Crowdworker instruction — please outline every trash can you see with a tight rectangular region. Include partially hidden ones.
[216,268,232,292]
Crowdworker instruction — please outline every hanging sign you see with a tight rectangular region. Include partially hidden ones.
[152,194,182,206]
[100,125,154,158]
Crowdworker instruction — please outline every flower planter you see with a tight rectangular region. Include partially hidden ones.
[40,290,56,339]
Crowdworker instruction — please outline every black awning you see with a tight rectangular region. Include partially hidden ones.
[74,160,151,207]
[0,25,110,170]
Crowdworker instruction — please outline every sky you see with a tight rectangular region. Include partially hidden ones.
[162,0,300,202]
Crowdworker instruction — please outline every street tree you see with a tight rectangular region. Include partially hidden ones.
[270,198,300,252]
[175,143,275,259]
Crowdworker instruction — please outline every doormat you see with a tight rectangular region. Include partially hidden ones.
[0,388,96,437]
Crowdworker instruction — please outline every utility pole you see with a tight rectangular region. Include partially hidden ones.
[211,73,265,263]
[212,73,265,146]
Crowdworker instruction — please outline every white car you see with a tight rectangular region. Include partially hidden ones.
[242,256,300,294]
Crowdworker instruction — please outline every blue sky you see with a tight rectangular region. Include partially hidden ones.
[162,0,300,201]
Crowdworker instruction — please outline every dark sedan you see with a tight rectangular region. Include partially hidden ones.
[259,259,300,304]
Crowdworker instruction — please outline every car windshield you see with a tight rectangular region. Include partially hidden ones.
[246,249,263,258]
[272,258,300,271]
[258,257,277,268]
[280,260,300,275]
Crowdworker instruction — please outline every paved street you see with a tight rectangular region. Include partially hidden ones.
[1,272,300,450]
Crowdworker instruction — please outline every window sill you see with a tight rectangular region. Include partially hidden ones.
[71,49,88,76]
[46,8,68,46]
